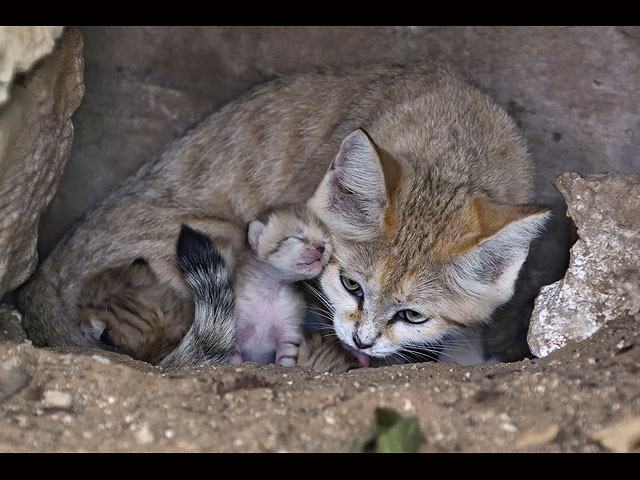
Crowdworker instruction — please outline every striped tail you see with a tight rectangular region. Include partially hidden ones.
[159,224,236,367]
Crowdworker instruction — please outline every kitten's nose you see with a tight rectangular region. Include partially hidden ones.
[353,332,373,350]
[315,243,325,254]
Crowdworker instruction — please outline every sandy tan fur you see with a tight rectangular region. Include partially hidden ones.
[77,260,193,363]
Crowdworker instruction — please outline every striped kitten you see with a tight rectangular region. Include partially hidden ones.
[77,258,192,364]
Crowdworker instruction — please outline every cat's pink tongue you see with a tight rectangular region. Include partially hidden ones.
[341,342,371,368]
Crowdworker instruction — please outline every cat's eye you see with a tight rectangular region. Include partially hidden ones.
[340,274,363,297]
[397,309,429,324]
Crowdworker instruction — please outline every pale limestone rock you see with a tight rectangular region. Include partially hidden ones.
[0,303,25,343]
[0,28,84,297]
[0,358,29,402]
[528,172,640,357]
[0,26,64,105]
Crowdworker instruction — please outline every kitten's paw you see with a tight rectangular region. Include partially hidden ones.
[276,356,298,367]
[229,352,243,365]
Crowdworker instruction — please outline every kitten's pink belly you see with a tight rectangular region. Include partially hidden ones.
[236,298,298,365]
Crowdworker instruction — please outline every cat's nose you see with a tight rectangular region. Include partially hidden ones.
[315,243,325,254]
[353,332,373,350]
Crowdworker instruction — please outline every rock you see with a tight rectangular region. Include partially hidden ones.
[0,360,29,402]
[0,26,64,105]
[0,27,84,297]
[42,390,73,409]
[590,416,640,453]
[528,172,640,357]
[0,304,26,343]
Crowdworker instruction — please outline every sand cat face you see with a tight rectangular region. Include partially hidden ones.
[309,130,550,361]
[247,205,333,281]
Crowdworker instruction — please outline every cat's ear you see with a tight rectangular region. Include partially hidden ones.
[447,197,551,309]
[308,129,388,241]
[247,220,266,253]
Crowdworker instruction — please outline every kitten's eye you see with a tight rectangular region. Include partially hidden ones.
[397,309,429,324]
[340,274,363,297]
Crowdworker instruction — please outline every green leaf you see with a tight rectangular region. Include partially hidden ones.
[372,407,422,453]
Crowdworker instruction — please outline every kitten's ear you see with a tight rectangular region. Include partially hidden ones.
[247,220,266,252]
[79,316,106,341]
[447,197,551,311]
[308,129,388,241]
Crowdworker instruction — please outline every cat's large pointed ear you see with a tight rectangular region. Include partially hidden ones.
[308,129,388,241]
[445,197,551,315]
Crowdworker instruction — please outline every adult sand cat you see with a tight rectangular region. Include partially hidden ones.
[17,61,549,366]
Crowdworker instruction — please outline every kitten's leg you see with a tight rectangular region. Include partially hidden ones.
[275,338,301,367]
[229,345,244,365]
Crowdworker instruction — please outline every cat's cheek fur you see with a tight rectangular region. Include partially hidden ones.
[318,263,359,345]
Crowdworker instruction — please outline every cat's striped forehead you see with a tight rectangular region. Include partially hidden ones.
[333,235,446,304]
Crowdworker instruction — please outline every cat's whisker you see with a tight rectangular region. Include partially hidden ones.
[400,346,440,363]
[392,351,415,364]
[305,307,334,319]
[302,283,335,312]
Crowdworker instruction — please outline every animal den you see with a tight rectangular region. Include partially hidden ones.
[0,26,639,453]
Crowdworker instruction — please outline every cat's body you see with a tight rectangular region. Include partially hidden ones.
[18,61,549,367]
[231,205,332,366]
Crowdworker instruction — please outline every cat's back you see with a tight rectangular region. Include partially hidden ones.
[151,61,529,218]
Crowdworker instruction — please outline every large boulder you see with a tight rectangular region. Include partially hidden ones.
[528,172,640,357]
[0,27,84,298]
[0,26,63,106]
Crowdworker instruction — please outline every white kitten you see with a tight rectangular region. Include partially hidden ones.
[230,205,332,366]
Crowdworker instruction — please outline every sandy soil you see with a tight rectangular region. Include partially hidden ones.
[0,311,639,453]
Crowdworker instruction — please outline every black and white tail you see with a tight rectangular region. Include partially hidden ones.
[159,224,236,367]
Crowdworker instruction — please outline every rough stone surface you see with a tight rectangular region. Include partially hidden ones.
[528,172,640,358]
[0,304,26,343]
[0,358,29,403]
[0,28,84,297]
[33,26,640,360]
[0,26,63,105]
[0,311,638,452]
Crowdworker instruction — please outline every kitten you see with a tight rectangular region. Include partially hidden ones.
[77,258,193,364]
[75,226,236,367]
[18,61,550,367]
[230,204,332,366]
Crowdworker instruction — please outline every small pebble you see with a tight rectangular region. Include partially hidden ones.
[91,355,111,365]
[42,390,72,409]
[135,426,155,445]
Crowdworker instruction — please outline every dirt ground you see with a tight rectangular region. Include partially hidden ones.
[0,310,639,453]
